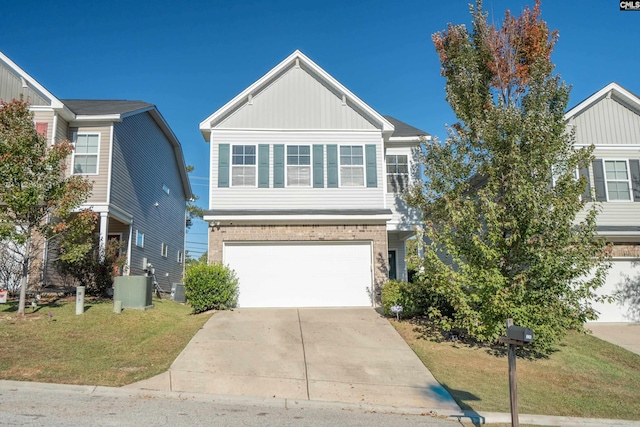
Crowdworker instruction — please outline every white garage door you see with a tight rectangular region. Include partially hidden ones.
[224,241,373,308]
[589,260,640,322]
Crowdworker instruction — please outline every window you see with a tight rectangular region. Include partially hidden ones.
[287,145,311,186]
[136,230,144,248]
[161,243,168,257]
[231,145,256,186]
[339,145,364,186]
[386,155,408,192]
[177,251,183,264]
[73,133,99,174]
[605,160,632,201]
[162,184,170,195]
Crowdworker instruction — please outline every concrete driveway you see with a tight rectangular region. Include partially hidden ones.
[127,308,460,411]
[586,322,640,355]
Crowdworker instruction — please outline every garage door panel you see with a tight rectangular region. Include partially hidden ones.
[590,260,640,322]
[224,242,373,308]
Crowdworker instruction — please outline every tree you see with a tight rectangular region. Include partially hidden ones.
[0,99,93,315]
[406,0,609,351]
[185,165,204,229]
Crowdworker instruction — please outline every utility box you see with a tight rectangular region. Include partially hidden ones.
[114,276,153,310]
[507,326,534,343]
[171,283,186,303]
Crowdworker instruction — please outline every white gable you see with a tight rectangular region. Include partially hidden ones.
[200,50,394,139]
[218,63,377,130]
[571,96,640,145]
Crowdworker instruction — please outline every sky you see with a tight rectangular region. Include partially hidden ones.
[1,0,638,258]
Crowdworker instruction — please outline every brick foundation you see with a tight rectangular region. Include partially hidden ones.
[208,223,389,303]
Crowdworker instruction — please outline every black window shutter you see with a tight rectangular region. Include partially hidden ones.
[578,165,591,201]
[629,159,640,202]
[592,159,607,201]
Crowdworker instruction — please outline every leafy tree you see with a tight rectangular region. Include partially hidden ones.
[406,0,609,351]
[185,165,204,228]
[0,99,93,315]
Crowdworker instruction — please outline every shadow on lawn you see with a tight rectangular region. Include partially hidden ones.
[410,318,553,361]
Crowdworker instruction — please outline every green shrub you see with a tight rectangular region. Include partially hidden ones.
[184,262,239,313]
[382,280,416,318]
[382,279,454,320]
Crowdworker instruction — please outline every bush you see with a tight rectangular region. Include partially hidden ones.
[382,278,454,320]
[382,280,417,318]
[184,262,239,313]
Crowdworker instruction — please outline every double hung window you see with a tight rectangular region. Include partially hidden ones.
[339,145,364,186]
[386,155,408,192]
[287,145,311,186]
[231,145,256,186]
[605,160,632,201]
[73,134,99,174]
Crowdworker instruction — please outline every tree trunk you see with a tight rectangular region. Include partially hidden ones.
[17,240,31,316]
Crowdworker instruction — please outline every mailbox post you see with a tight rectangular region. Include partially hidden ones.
[498,319,534,427]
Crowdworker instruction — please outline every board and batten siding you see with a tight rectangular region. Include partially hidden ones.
[0,61,49,106]
[571,96,640,146]
[385,144,421,231]
[68,124,111,204]
[218,64,377,130]
[209,130,385,210]
[110,112,186,286]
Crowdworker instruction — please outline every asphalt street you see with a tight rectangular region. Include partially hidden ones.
[0,382,459,427]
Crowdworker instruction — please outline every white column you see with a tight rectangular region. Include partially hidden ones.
[99,212,109,259]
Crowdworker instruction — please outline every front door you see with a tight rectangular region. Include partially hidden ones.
[388,250,397,280]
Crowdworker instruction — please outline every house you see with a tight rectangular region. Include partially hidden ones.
[567,82,640,322]
[200,50,427,308]
[0,51,191,291]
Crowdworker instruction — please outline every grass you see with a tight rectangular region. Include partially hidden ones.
[391,319,640,421]
[0,296,213,386]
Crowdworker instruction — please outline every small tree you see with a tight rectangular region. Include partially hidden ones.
[0,99,93,314]
[406,1,609,351]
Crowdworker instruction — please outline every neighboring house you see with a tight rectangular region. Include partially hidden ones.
[567,82,640,322]
[0,51,191,291]
[200,50,427,308]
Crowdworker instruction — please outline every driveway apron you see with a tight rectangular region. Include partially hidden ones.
[126,308,460,411]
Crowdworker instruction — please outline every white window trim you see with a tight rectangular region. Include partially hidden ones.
[339,145,365,188]
[231,144,257,188]
[285,144,312,188]
[386,154,409,193]
[604,159,633,202]
[177,250,183,264]
[161,243,168,258]
[71,132,100,175]
[135,230,144,248]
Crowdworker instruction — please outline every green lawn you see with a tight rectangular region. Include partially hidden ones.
[391,319,640,420]
[0,297,212,386]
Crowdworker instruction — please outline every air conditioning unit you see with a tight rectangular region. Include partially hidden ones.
[170,283,186,303]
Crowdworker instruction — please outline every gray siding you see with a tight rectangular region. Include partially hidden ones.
[219,65,377,130]
[574,150,640,226]
[387,233,407,282]
[572,96,640,145]
[209,130,385,210]
[68,125,111,203]
[0,61,50,106]
[385,143,421,231]
[111,112,186,287]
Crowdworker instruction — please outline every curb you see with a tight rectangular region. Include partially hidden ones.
[2,380,640,426]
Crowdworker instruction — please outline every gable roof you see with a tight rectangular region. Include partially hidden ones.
[0,51,75,120]
[384,115,429,139]
[565,82,640,120]
[199,50,395,139]
[62,99,153,116]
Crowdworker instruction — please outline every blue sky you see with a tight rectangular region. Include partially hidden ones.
[2,1,638,258]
